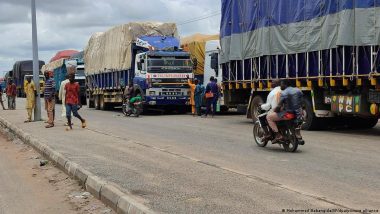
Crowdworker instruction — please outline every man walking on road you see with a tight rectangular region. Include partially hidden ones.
[24,77,36,122]
[59,74,71,126]
[44,71,55,128]
[6,79,16,110]
[65,73,86,131]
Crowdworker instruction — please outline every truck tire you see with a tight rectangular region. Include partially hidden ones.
[88,94,95,108]
[302,98,322,130]
[363,118,379,129]
[347,117,379,129]
[94,95,100,110]
[99,95,106,110]
[250,96,263,122]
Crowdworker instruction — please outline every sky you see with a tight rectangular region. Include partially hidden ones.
[0,0,221,76]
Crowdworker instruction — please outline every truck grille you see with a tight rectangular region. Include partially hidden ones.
[160,89,184,96]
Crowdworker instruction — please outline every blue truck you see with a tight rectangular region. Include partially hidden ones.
[218,0,380,130]
[42,56,86,104]
[85,23,193,111]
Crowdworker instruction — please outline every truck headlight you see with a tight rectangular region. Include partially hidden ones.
[149,91,156,96]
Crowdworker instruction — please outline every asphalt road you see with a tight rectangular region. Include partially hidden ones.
[2,99,379,213]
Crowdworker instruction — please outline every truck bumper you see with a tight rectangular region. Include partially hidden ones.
[145,96,189,106]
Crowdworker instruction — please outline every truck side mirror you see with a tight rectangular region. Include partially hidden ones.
[210,53,219,76]
[137,62,142,70]
[192,58,198,70]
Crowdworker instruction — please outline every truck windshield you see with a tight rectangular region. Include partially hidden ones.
[76,69,85,77]
[147,59,193,73]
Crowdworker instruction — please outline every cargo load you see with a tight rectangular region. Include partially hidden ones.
[181,33,219,75]
[220,0,380,63]
[84,22,179,74]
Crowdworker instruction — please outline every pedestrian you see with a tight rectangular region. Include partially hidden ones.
[194,79,204,116]
[58,74,71,126]
[203,76,219,117]
[44,70,55,128]
[0,84,6,110]
[6,79,16,110]
[65,73,86,131]
[187,75,196,116]
[24,76,36,122]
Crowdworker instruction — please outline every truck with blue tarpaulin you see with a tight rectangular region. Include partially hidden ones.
[218,0,380,129]
[84,22,193,111]
[41,56,86,104]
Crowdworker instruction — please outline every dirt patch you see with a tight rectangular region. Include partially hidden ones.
[0,133,115,214]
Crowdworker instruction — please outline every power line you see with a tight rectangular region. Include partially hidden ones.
[178,11,221,26]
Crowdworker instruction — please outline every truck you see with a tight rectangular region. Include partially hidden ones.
[219,0,380,130]
[41,56,86,104]
[12,60,45,97]
[85,22,193,111]
[181,35,227,111]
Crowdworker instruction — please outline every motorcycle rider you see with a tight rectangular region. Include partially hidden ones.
[124,83,135,100]
[261,79,281,141]
[267,79,303,142]
[129,93,142,112]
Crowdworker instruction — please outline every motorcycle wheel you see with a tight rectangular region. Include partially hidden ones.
[122,105,128,116]
[253,121,268,147]
[282,128,298,152]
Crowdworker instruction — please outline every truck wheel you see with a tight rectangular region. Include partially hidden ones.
[250,96,263,122]
[99,95,106,110]
[94,95,100,110]
[302,98,321,130]
[363,118,379,129]
[88,97,94,108]
[347,117,379,129]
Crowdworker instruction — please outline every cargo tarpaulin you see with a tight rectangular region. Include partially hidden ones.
[220,0,380,63]
[50,50,79,62]
[84,22,179,74]
[181,34,219,75]
[41,59,65,72]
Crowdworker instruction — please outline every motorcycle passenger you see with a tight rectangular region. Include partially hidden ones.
[267,79,303,142]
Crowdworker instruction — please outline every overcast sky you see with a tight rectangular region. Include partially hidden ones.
[0,0,221,75]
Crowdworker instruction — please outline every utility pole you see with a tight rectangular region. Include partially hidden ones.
[31,0,41,121]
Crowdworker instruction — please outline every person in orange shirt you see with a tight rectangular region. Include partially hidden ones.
[187,76,197,116]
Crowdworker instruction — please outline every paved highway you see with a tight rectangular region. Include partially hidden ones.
[1,99,379,213]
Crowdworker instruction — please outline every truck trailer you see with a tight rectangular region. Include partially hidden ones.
[85,22,193,111]
[219,0,380,130]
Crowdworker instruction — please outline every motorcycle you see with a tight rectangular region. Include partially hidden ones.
[122,98,143,117]
[253,110,305,152]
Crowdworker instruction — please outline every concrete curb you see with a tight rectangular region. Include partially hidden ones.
[0,117,154,214]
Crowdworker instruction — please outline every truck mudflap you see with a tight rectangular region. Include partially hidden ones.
[144,96,189,106]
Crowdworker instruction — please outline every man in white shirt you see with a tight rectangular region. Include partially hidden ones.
[261,80,281,112]
[260,80,281,142]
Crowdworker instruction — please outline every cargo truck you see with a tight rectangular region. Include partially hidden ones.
[219,0,380,130]
[85,22,193,111]
[41,57,86,104]
[12,60,45,97]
